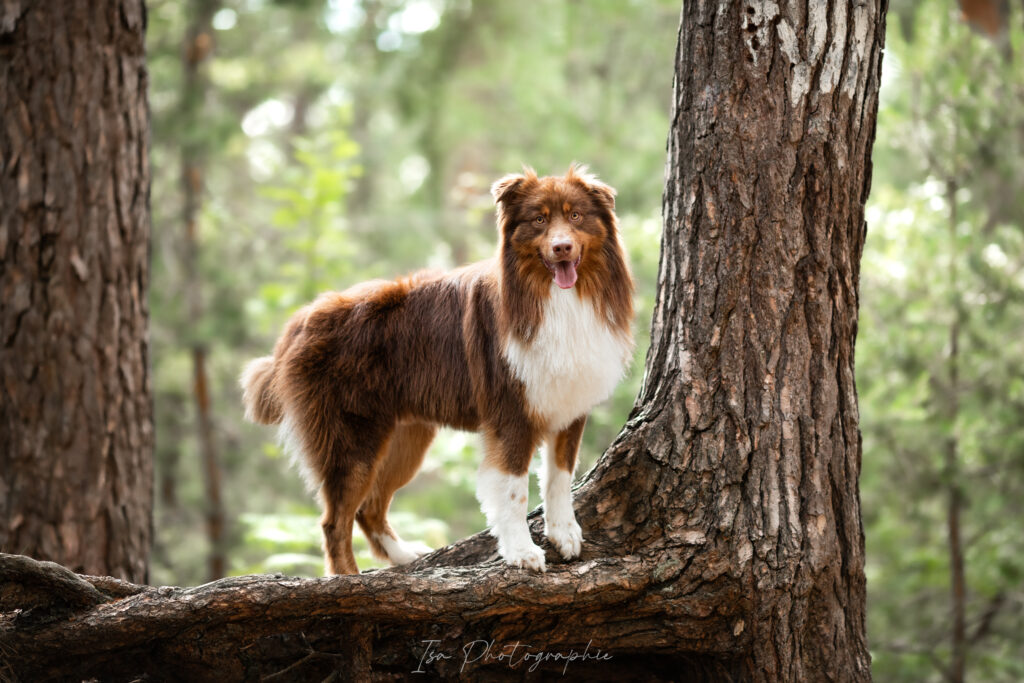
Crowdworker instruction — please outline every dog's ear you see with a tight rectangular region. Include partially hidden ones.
[492,168,538,236]
[567,162,616,211]
[491,174,525,204]
[490,166,537,206]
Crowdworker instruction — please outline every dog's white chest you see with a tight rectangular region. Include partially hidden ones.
[503,286,632,433]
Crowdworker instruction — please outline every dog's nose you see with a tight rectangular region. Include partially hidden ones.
[551,239,574,257]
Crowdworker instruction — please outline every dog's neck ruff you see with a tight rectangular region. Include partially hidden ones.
[502,285,631,433]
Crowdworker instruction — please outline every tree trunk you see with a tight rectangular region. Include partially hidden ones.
[0,1,886,680]
[944,178,966,683]
[181,0,227,583]
[0,1,152,583]
[646,0,886,677]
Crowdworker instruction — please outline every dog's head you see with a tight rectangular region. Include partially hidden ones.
[491,164,618,291]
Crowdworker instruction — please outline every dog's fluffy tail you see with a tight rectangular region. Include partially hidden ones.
[241,356,283,425]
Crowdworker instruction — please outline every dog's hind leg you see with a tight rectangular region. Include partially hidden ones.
[355,420,437,565]
[318,436,387,576]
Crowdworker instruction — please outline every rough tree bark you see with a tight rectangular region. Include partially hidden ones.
[0,1,152,582]
[0,1,886,680]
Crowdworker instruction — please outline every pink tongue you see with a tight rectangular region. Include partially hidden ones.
[553,260,577,289]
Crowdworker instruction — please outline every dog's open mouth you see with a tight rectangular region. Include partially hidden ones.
[542,252,582,289]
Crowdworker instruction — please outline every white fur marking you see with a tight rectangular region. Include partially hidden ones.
[476,466,545,572]
[503,285,632,432]
[279,412,319,493]
[375,533,432,566]
[540,444,582,560]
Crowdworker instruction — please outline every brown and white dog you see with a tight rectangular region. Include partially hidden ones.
[241,165,634,574]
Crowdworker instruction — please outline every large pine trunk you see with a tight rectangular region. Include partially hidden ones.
[0,1,885,680]
[0,1,152,582]
[643,0,886,676]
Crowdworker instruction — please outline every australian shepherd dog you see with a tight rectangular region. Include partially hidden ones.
[241,164,634,574]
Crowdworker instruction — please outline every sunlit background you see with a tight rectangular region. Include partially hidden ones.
[147,1,1023,680]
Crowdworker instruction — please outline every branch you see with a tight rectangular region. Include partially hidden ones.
[0,554,110,612]
[0,547,743,680]
[968,591,1006,646]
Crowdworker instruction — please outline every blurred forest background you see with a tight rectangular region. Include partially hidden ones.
[145,0,1022,679]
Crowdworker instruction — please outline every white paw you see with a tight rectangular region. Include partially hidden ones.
[379,535,433,565]
[546,517,583,560]
[500,539,547,572]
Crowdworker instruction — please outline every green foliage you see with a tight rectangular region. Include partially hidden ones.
[860,2,1024,680]
[258,110,363,305]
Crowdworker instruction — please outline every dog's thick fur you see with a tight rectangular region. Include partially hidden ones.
[241,165,633,574]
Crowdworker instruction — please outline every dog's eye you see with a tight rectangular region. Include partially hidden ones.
[535,215,546,225]
[569,211,582,222]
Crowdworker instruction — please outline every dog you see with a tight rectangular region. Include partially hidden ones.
[241,164,634,574]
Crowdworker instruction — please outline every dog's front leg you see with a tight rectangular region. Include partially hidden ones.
[476,431,546,572]
[542,416,585,560]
